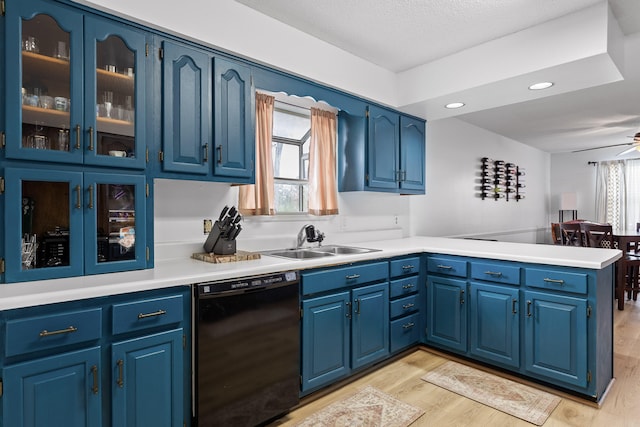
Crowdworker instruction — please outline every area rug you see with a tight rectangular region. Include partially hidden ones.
[421,361,561,426]
[294,385,424,427]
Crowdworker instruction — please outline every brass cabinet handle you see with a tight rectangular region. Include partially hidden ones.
[402,303,415,310]
[460,289,465,305]
[345,274,360,280]
[217,145,222,164]
[39,325,77,337]
[526,300,532,317]
[75,185,82,209]
[402,283,415,289]
[436,264,452,270]
[117,359,124,388]
[402,265,415,270]
[203,143,209,162]
[354,299,361,315]
[88,126,94,151]
[484,271,503,277]
[512,298,517,314]
[543,278,564,285]
[345,301,352,319]
[75,124,81,149]
[138,309,167,319]
[91,365,99,395]
[88,185,94,209]
[402,322,415,329]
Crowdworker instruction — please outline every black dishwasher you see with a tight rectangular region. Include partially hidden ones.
[194,271,300,426]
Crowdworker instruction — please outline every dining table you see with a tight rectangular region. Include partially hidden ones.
[613,228,640,310]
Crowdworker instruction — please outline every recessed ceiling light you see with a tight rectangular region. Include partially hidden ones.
[528,82,554,90]
[445,102,465,109]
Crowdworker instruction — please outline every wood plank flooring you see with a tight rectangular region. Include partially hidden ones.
[270,300,640,426]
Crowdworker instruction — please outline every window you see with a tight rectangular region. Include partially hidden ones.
[272,103,311,213]
[596,159,640,229]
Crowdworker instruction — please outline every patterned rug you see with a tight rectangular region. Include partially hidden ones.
[421,361,561,426]
[294,385,424,427]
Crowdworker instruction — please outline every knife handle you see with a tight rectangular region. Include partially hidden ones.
[219,206,229,221]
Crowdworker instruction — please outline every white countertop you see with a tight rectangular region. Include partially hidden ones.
[0,236,621,310]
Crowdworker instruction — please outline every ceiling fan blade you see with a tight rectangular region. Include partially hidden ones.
[571,142,633,153]
[617,144,640,156]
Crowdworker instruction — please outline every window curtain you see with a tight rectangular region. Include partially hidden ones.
[238,93,275,215]
[625,159,640,228]
[308,108,339,216]
[595,160,626,229]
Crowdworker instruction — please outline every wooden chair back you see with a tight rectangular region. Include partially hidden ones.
[559,222,584,246]
[551,223,561,245]
[581,223,614,249]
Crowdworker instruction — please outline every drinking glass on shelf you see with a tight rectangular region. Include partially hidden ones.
[22,36,39,53]
[57,129,69,151]
[102,91,113,118]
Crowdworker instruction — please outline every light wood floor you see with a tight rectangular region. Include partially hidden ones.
[270,300,640,426]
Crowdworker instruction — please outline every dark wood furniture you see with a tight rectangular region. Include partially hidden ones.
[612,229,640,310]
[559,222,584,246]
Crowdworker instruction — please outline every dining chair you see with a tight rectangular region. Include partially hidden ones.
[581,223,614,249]
[559,222,584,246]
[550,223,562,245]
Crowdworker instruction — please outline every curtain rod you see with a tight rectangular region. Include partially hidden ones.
[588,161,597,166]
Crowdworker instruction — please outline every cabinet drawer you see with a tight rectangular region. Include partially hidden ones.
[470,261,521,286]
[302,261,389,295]
[525,268,588,295]
[427,256,467,278]
[390,313,420,353]
[390,294,419,319]
[5,308,102,357]
[390,256,421,277]
[112,294,184,335]
[390,276,420,298]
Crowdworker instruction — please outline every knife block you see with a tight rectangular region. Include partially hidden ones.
[203,221,236,255]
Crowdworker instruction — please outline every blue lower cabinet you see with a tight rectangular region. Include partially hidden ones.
[352,283,389,369]
[111,329,184,427]
[2,347,102,427]
[426,276,467,352]
[390,313,420,353]
[524,290,588,388]
[469,282,519,369]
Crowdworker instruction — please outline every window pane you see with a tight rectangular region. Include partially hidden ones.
[275,183,307,213]
[273,109,309,140]
[273,142,301,179]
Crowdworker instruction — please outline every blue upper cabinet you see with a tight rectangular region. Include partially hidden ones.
[367,105,400,191]
[4,0,147,169]
[161,40,211,175]
[213,57,254,181]
[399,115,425,194]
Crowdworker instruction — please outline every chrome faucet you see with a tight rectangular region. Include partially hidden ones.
[296,224,325,248]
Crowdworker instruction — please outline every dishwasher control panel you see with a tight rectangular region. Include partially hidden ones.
[197,271,299,295]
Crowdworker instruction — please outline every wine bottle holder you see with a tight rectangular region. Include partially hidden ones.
[479,157,524,202]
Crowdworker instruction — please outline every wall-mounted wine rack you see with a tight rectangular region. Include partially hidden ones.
[480,157,525,201]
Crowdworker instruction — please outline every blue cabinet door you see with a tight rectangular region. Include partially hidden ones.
[301,291,350,393]
[4,167,84,282]
[213,57,254,180]
[352,282,389,369]
[427,276,467,352]
[367,105,399,191]
[399,115,425,194]
[83,16,148,169]
[524,290,588,388]
[469,282,520,368]
[5,0,84,164]
[2,347,102,427]
[111,329,184,427]
[161,40,211,174]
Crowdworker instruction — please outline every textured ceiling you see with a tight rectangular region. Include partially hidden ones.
[236,0,640,154]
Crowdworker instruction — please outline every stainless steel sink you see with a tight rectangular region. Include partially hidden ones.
[263,245,379,260]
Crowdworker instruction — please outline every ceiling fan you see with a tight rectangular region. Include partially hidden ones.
[571,132,640,155]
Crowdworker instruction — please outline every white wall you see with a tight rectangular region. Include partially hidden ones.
[410,118,551,244]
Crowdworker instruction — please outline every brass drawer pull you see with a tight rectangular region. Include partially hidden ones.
[512,298,518,314]
[484,271,503,277]
[117,359,124,388]
[526,300,532,317]
[91,365,99,395]
[402,265,415,270]
[138,309,167,319]
[345,274,360,280]
[402,303,415,309]
[543,278,565,285]
[74,124,81,149]
[88,184,94,209]
[217,145,223,164]
[39,325,78,337]
[402,322,415,329]
[75,185,82,209]
[203,143,209,162]
[402,284,415,289]
[88,126,94,151]
[436,264,452,270]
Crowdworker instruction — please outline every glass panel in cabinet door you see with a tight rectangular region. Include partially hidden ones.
[84,173,146,274]
[5,1,83,163]
[4,168,84,283]
[84,17,147,169]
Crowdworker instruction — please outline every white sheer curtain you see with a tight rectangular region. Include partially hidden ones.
[595,160,637,230]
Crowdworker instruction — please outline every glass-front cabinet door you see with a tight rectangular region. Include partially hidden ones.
[84,17,147,169]
[4,168,146,282]
[6,0,84,164]
[5,1,147,169]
